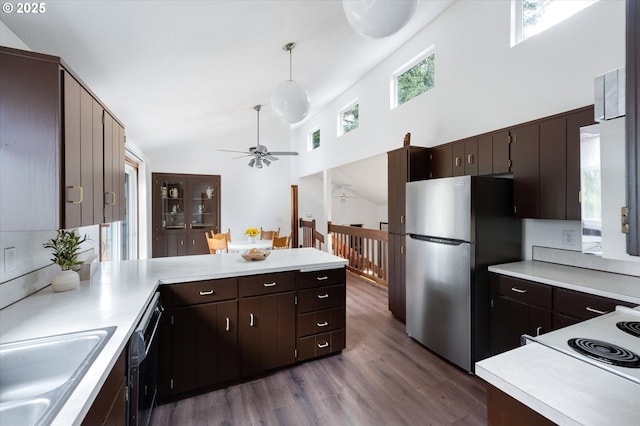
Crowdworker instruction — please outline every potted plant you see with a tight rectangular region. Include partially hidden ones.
[43,229,89,292]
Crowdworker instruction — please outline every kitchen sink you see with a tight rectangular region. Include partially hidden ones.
[0,326,116,425]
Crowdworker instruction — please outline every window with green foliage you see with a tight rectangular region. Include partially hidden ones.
[339,102,359,136]
[512,0,598,45]
[394,52,435,107]
[308,128,320,151]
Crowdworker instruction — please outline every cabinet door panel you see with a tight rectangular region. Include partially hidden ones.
[387,150,403,234]
[464,138,479,176]
[511,124,539,218]
[170,307,196,394]
[216,300,239,383]
[452,141,465,176]
[63,72,82,228]
[478,135,493,175]
[539,117,567,219]
[195,304,218,388]
[529,306,552,337]
[492,131,510,174]
[239,297,262,376]
[103,113,115,223]
[431,144,453,178]
[80,89,94,226]
[92,101,104,224]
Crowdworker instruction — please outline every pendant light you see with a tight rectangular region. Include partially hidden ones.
[271,42,310,124]
[342,0,419,39]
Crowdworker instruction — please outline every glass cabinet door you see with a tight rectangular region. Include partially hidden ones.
[190,179,219,230]
[160,178,186,229]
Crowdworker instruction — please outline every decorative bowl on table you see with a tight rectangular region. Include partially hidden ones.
[241,249,270,261]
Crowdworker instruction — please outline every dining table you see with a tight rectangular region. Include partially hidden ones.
[227,239,273,253]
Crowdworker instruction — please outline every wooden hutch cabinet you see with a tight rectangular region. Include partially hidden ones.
[151,173,221,257]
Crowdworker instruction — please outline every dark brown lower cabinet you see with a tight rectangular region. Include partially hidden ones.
[158,267,346,402]
[82,350,126,425]
[490,272,637,356]
[388,234,406,321]
[239,292,296,376]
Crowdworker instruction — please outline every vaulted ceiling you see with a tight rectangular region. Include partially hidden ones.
[1,0,452,154]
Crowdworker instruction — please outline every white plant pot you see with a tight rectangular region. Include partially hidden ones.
[51,269,80,292]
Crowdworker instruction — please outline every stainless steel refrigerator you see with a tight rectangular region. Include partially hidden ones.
[405,175,521,373]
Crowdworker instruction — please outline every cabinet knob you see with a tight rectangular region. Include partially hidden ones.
[249,313,255,327]
[67,185,83,204]
[455,157,462,167]
[467,154,474,164]
[225,317,230,332]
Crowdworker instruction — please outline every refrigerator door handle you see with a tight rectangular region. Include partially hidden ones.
[408,233,467,246]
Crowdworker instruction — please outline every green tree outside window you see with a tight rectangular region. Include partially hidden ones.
[397,53,435,106]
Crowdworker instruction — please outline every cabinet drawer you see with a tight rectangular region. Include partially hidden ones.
[297,268,346,289]
[297,307,345,338]
[492,275,552,309]
[165,278,237,307]
[298,285,345,314]
[239,272,295,297]
[554,288,635,321]
[297,329,345,362]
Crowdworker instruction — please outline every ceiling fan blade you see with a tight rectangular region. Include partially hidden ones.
[217,149,251,154]
[264,155,279,161]
[268,151,299,156]
[232,154,254,159]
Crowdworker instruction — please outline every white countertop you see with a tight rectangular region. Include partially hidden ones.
[0,248,347,426]
[476,342,640,425]
[488,260,640,305]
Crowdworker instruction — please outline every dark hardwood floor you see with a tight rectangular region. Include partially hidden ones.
[151,273,488,425]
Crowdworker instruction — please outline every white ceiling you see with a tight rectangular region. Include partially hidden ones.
[1,0,452,155]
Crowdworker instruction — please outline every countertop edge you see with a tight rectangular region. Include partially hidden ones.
[488,261,640,305]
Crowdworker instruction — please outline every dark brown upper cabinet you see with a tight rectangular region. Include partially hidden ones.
[452,138,479,177]
[492,130,511,174]
[430,144,453,178]
[510,123,540,218]
[0,46,125,231]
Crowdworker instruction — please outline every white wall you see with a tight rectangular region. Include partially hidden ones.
[144,113,294,242]
[290,0,630,262]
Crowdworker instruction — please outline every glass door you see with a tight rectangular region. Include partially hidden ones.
[190,179,219,231]
[161,178,186,230]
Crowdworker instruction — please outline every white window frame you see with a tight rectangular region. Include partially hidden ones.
[511,0,599,47]
[390,45,435,110]
[337,99,359,137]
[308,127,321,151]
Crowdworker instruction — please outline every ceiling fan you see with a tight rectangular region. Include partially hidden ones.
[217,105,298,168]
[333,184,357,202]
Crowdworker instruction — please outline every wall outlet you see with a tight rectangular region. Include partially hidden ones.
[4,247,17,273]
[562,230,576,246]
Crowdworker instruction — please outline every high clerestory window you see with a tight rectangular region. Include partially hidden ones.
[392,48,435,109]
[338,101,359,136]
[308,128,320,151]
[512,0,598,46]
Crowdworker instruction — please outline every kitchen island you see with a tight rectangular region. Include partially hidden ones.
[0,248,347,426]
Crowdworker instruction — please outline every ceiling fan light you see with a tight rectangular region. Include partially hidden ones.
[263,158,271,167]
[271,80,310,124]
[248,158,256,167]
[342,0,419,39]
[255,158,263,169]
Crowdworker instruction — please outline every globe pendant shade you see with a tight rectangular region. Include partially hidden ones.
[271,80,311,123]
[342,0,419,39]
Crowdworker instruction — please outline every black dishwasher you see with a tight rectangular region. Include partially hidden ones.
[128,292,163,426]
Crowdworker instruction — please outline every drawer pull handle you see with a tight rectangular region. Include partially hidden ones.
[317,342,329,349]
[263,282,277,287]
[250,313,255,327]
[225,317,230,332]
[316,276,329,281]
[199,290,214,296]
[586,306,608,315]
[317,294,329,299]
[317,321,329,327]
[511,287,528,294]
[536,326,543,336]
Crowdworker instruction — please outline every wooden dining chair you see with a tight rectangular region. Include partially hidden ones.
[224,228,232,242]
[271,235,290,250]
[260,227,280,240]
[205,231,228,254]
